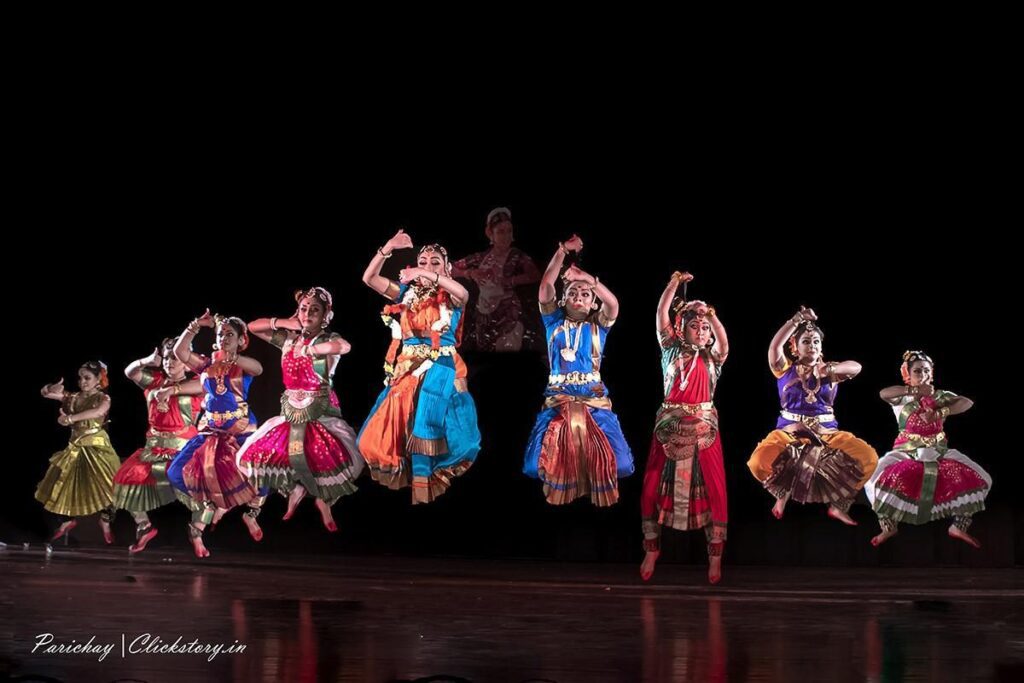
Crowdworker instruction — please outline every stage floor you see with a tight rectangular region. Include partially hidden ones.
[2,545,1023,682]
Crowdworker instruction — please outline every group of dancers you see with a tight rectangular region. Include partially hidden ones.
[34,212,991,584]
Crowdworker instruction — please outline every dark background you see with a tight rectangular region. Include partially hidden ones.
[4,121,1014,569]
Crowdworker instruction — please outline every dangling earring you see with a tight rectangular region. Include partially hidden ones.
[320,321,328,329]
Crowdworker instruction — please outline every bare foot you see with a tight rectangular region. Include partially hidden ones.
[243,514,263,542]
[870,527,898,546]
[191,535,210,558]
[948,525,981,548]
[99,518,114,544]
[129,527,159,554]
[708,554,723,585]
[52,520,77,541]
[827,506,858,526]
[315,499,338,532]
[640,551,659,582]
[283,486,307,521]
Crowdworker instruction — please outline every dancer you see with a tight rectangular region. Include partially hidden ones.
[358,229,481,503]
[167,311,264,557]
[866,350,990,548]
[36,361,120,544]
[640,272,729,583]
[239,287,364,532]
[523,235,634,505]
[747,308,878,524]
[112,339,205,553]
[451,207,542,351]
